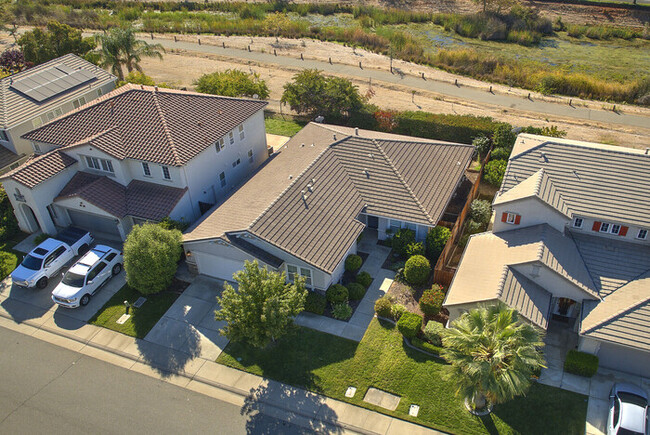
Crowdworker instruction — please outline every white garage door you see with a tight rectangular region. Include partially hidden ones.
[598,342,650,377]
[67,209,121,239]
[195,252,245,281]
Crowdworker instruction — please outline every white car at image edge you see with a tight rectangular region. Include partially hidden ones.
[607,383,649,435]
[52,245,123,308]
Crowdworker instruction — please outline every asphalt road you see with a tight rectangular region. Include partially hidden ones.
[0,326,307,435]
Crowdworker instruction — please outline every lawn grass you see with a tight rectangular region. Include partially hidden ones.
[89,284,179,339]
[0,233,29,280]
[264,117,306,137]
[217,319,588,434]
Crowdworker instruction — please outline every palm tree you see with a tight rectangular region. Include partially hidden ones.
[441,302,546,413]
[95,27,164,82]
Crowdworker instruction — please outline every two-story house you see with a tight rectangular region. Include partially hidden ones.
[443,134,650,376]
[0,53,116,172]
[183,122,474,290]
[0,84,268,240]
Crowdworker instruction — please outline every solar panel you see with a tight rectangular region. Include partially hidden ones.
[10,64,97,102]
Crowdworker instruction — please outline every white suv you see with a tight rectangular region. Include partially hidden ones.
[52,245,123,308]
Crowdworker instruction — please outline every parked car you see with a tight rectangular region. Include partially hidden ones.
[11,227,94,289]
[52,245,123,308]
[607,383,649,435]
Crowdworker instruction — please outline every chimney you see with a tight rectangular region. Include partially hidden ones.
[355,127,359,135]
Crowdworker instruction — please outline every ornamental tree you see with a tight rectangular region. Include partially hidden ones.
[215,261,306,348]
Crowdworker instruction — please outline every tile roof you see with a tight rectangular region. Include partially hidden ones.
[55,171,187,220]
[0,54,115,128]
[493,168,569,216]
[22,84,267,166]
[499,268,552,329]
[0,145,21,170]
[1,150,77,188]
[502,134,650,227]
[184,122,473,273]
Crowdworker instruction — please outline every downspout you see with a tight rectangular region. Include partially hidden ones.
[180,165,198,220]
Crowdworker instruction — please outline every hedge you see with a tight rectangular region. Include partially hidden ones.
[355,271,373,289]
[374,296,393,318]
[411,337,442,356]
[0,251,18,280]
[393,111,504,145]
[326,284,349,304]
[304,291,327,315]
[564,350,599,377]
[344,254,362,272]
[397,312,423,339]
[404,255,431,285]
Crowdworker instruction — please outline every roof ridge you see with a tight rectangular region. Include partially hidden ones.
[1,148,61,179]
[495,265,511,298]
[371,139,435,225]
[151,90,182,166]
[0,74,6,128]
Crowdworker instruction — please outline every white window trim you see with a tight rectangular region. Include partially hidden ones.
[573,217,583,228]
[248,149,253,163]
[506,212,517,224]
[599,222,610,233]
[161,166,172,180]
[85,155,114,174]
[219,171,226,187]
[142,162,151,177]
[238,123,245,140]
[229,131,234,145]
[32,142,41,153]
[610,224,621,235]
[215,137,224,153]
[286,264,312,287]
[637,229,648,240]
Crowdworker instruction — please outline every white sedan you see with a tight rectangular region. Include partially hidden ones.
[52,245,123,308]
[607,383,649,435]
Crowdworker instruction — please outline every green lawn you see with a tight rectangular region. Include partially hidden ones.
[264,117,306,137]
[217,319,588,434]
[89,284,179,339]
[0,234,29,280]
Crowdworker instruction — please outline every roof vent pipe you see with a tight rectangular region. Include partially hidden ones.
[355,127,359,135]
[646,148,650,155]
[333,134,337,141]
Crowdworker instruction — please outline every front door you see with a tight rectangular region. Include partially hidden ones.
[553,297,577,317]
[367,215,379,229]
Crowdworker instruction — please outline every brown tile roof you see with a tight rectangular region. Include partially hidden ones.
[22,84,267,166]
[1,150,77,188]
[55,171,187,220]
[185,122,474,273]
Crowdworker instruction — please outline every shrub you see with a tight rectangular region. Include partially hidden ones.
[459,219,485,247]
[194,69,270,99]
[0,251,18,280]
[404,255,431,286]
[406,242,424,257]
[393,111,502,145]
[158,216,189,232]
[411,337,442,355]
[397,312,423,339]
[425,226,451,263]
[0,186,19,242]
[326,284,349,304]
[489,147,510,161]
[355,271,373,288]
[344,254,362,272]
[374,296,393,318]
[332,302,353,321]
[304,291,327,315]
[492,124,517,151]
[392,228,415,258]
[484,159,507,187]
[33,233,51,245]
[419,285,445,316]
[423,320,444,346]
[564,350,599,377]
[391,303,407,320]
[469,199,492,225]
[472,134,491,160]
[346,282,366,301]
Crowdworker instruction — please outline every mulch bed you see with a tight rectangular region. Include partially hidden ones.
[387,279,449,327]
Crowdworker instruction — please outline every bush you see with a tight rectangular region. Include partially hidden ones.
[423,320,444,346]
[489,147,510,161]
[397,312,423,339]
[406,242,424,257]
[459,219,485,247]
[332,302,353,321]
[425,226,451,263]
[304,291,327,315]
[374,296,393,318]
[326,284,349,304]
[472,134,491,160]
[564,350,599,377]
[0,251,18,280]
[391,303,407,320]
[158,216,189,232]
[355,271,373,288]
[392,228,415,258]
[469,199,492,225]
[346,282,367,301]
[194,69,270,99]
[404,255,431,286]
[393,111,502,145]
[411,337,442,355]
[484,159,508,187]
[33,233,51,245]
[344,254,362,272]
[419,285,445,317]
[492,124,517,151]
[0,186,19,242]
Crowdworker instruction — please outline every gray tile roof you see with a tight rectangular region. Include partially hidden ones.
[499,268,552,329]
[0,54,115,128]
[494,168,569,216]
[22,84,267,166]
[502,134,650,227]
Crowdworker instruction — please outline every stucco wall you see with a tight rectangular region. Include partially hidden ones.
[510,262,598,302]
[569,216,650,246]
[492,197,569,234]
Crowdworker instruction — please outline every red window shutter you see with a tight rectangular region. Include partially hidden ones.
[619,226,628,236]
[501,212,508,223]
[514,215,521,225]
[592,221,601,231]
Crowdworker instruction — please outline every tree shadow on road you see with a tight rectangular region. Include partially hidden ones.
[136,322,202,378]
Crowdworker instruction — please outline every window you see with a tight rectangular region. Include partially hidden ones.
[105,253,117,262]
[96,88,103,97]
[219,171,226,187]
[389,220,401,233]
[32,117,43,129]
[610,224,621,235]
[46,108,62,121]
[638,229,648,240]
[287,264,298,282]
[215,137,224,153]
[232,159,241,168]
[162,166,171,180]
[142,162,151,177]
[238,123,245,140]
[101,159,114,173]
[229,131,234,145]
[47,204,58,221]
[86,156,100,170]
[287,264,312,287]
[86,156,114,174]
[573,217,583,228]
[405,222,416,232]
[0,130,8,142]
[32,142,41,153]
[600,222,610,233]
[506,213,517,224]
[72,96,86,109]
[248,149,253,163]
[88,262,107,281]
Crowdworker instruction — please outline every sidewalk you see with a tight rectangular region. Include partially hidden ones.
[0,274,442,435]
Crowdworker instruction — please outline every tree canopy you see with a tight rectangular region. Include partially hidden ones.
[441,303,545,411]
[123,223,182,295]
[281,69,365,121]
[194,69,270,99]
[94,27,164,81]
[18,21,96,65]
[215,260,307,348]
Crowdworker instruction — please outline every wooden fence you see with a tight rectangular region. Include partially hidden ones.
[433,150,491,287]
